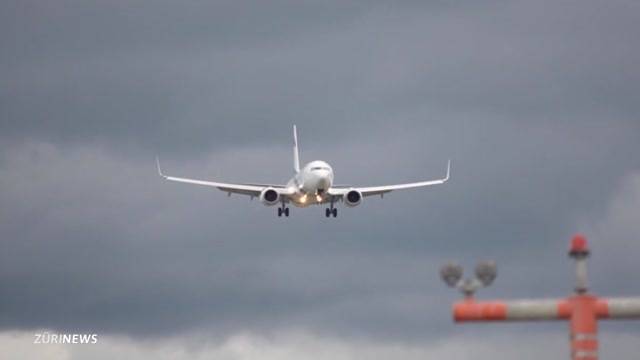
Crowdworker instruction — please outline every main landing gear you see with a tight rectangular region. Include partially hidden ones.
[325,208,337,218]
[325,197,337,218]
[277,201,289,217]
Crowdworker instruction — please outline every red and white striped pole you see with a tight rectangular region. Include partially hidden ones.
[442,235,640,360]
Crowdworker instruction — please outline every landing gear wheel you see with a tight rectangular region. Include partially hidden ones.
[332,208,338,217]
[325,208,330,218]
[278,208,283,217]
[284,208,290,217]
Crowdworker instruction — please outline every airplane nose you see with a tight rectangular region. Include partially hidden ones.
[317,173,330,189]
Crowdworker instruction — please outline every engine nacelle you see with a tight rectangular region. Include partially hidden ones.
[260,188,280,206]
[344,189,362,207]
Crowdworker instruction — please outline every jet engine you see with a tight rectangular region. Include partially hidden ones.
[344,189,362,207]
[260,188,280,206]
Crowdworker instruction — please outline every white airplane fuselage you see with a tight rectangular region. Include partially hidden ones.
[286,160,334,207]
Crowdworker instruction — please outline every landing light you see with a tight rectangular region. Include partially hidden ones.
[300,195,307,203]
[316,195,322,202]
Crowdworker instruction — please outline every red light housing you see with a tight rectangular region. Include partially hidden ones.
[569,234,590,257]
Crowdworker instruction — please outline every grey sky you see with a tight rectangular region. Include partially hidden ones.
[1,0,640,358]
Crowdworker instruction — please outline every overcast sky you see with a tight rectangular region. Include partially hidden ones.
[2,1,640,358]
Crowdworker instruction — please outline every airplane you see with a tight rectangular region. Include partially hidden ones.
[156,125,450,217]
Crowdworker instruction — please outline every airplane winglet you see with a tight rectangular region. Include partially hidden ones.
[156,156,166,178]
[444,160,451,182]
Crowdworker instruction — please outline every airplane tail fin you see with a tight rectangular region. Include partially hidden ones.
[293,125,300,173]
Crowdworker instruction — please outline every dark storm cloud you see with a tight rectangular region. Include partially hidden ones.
[1,0,640,344]
[4,1,637,156]
[1,0,382,154]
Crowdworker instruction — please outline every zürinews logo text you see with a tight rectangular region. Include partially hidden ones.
[34,332,98,344]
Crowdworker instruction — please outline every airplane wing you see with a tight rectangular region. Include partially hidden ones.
[240,183,288,188]
[329,160,450,198]
[156,158,292,197]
